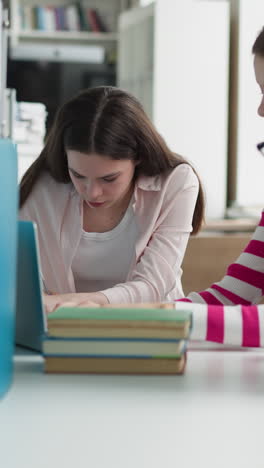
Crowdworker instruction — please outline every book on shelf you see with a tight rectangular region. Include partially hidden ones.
[35,6,45,31]
[44,6,57,31]
[54,6,68,31]
[43,304,191,375]
[23,5,37,30]
[76,2,91,32]
[66,3,81,31]
[86,8,108,33]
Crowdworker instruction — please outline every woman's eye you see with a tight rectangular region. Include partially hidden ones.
[103,178,117,183]
[72,172,85,179]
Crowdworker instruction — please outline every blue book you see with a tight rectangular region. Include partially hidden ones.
[43,336,187,358]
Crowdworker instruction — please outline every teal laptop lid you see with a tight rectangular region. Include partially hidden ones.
[16,221,47,352]
[0,139,18,398]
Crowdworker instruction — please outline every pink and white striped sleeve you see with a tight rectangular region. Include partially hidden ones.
[175,210,264,347]
[185,211,264,306]
[176,301,264,347]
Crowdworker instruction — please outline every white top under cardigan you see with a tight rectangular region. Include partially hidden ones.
[72,197,138,292]
[19,163,199,303]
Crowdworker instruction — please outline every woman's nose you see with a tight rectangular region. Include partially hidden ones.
[85,181,103,200]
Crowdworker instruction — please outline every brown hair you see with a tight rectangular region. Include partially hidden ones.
[20,86,204,234]
[252,27,264,56]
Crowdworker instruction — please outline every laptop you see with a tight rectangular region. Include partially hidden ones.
[15,221,47,352]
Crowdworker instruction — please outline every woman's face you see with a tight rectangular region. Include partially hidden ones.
[67,151,136,210]
[254,54,264,117]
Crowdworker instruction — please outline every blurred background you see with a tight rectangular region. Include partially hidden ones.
[3,0,264,292]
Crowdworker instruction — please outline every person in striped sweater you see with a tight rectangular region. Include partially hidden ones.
[175,27,264,348]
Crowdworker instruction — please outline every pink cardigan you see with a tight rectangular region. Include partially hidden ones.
[20,164,199,303]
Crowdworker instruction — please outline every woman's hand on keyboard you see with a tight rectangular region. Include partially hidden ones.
[44,292,108,314]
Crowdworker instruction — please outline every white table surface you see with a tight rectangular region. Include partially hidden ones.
[1,345,264,468]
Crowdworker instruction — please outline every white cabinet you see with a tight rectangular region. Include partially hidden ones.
[118,0,230,219]
[118,3,154,117]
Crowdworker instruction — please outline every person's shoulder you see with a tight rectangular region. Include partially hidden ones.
[164,162,199,191]
[26,170,55,193]
[169,162,198,181]
[20,171,73,218]
[31,171,72,198]
[136,162,198,195]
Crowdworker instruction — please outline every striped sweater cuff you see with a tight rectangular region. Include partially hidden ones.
[175,302,208,340]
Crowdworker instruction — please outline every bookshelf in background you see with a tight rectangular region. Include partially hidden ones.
[8,1,139,55]
[16,3,111,34]
[7,0,140,180]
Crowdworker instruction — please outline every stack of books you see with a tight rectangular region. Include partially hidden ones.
[43,303,192,375]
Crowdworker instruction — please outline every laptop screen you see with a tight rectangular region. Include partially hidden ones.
[16,221,47,352]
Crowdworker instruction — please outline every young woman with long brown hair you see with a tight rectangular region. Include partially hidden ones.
[20,86,204,313]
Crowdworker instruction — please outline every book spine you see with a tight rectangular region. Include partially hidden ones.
[92,9,108,33]
[76,2,91,32]
[58,7,68,31]
[47,326,189,339]
[54,7,61,31]
[44,355,187,375]
[48,305,191,323]
[35,7,45,31]
[42,337,186,359]
[44,7,56,32]
[87,8,101,32]
[65,5,81,31]
[19,5,26,30]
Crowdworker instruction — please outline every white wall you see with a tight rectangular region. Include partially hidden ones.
[153,0,230,219]
[235,0,264,208]
[140,0,154,5]
[118,4,154,118]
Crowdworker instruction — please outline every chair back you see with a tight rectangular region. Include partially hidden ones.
[182,234,252,295]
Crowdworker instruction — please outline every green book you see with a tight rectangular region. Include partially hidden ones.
[48,307,191,323]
